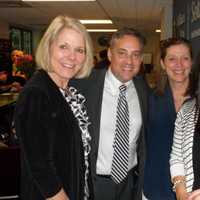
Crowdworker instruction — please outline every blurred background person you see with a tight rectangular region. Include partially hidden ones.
[14,15,93,200]
[93,55,98,66]
[11,49,26,78]
[143,37,194,200]
[94,49,110,70]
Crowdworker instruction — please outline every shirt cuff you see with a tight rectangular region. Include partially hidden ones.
[170,163,185,179]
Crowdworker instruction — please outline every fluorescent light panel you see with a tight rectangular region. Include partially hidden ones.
[87,29,117,32]
[155,29,161,33]
[22,0,96,2]
[80,20,112,24]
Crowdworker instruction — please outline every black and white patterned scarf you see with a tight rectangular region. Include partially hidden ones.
[60,86,91,200]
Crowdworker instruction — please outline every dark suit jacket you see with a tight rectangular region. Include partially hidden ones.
[71,69,148,200]
[14,70,85,200]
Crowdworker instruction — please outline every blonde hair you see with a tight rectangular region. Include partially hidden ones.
[36,15,93,78]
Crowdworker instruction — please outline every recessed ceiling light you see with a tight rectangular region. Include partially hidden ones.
[80,20,112,24]
[155,29,161,33]
[87,29,117,32]
[22,0,96,2]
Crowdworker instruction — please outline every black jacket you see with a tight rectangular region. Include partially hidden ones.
[15,70,85,200]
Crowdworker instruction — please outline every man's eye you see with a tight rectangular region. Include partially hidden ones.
[132,53,140,58]
[118,51,126,56]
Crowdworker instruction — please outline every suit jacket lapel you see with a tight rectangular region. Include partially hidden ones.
[86,70,106,162]
[133,77,146,125]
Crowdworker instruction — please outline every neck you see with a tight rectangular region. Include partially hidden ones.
[169,80,189,112]
[48,72,68,89]
[169,80,189,97]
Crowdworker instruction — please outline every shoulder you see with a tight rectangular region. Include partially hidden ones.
[73,68,106,82]
[70,68,106,92]
[149,86,171,102]
[16,83,49,114]
[24,70,51,89]
[17,70,62,109]
[23,69,60,96]
[180,98,196,116]
[133,75,150,92]
[175,98,196,126]
[133,75,147,85]
[133,75,151,104]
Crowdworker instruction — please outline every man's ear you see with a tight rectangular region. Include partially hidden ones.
[107,48,112,62]
[160,59,165,70]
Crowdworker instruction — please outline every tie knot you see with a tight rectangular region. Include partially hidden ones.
[119,84,127,93]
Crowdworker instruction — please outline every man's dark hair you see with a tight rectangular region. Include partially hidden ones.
[109,27,146,49]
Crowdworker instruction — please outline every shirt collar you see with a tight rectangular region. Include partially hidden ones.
[105,68,132,95]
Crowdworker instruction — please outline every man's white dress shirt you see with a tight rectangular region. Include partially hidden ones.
[96,69,142,175]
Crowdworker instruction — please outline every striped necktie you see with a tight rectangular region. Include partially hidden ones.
[111,84,129,184]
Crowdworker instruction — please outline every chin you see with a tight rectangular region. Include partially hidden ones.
[121,76,133,82]
[173,79,187,84]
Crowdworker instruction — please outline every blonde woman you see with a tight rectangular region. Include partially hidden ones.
[14,15,93,200]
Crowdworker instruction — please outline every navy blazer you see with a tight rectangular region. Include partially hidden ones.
[15,70,85,200]
[71,69,148,200]
[144,86,176,200]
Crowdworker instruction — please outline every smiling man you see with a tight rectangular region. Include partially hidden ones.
[71,27,149,200]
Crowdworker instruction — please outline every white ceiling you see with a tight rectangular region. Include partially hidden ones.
[0,0,171,32]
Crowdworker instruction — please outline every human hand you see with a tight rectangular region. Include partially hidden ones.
[188,189,200,200]
[46,188,70,200]
[176,186,189,200]
[10,82,22,92]
[176,192,189,200]
[173,176,188,200]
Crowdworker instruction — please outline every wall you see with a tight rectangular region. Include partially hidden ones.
[0,20,10,39]
[160,0,173,40]
[32,30,44,54]
[0,19,160,70]
[143,32,160,69]
[0,19,43,55]
[174,0,200,57]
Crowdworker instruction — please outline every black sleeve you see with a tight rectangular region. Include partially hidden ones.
[14,87,62,198]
